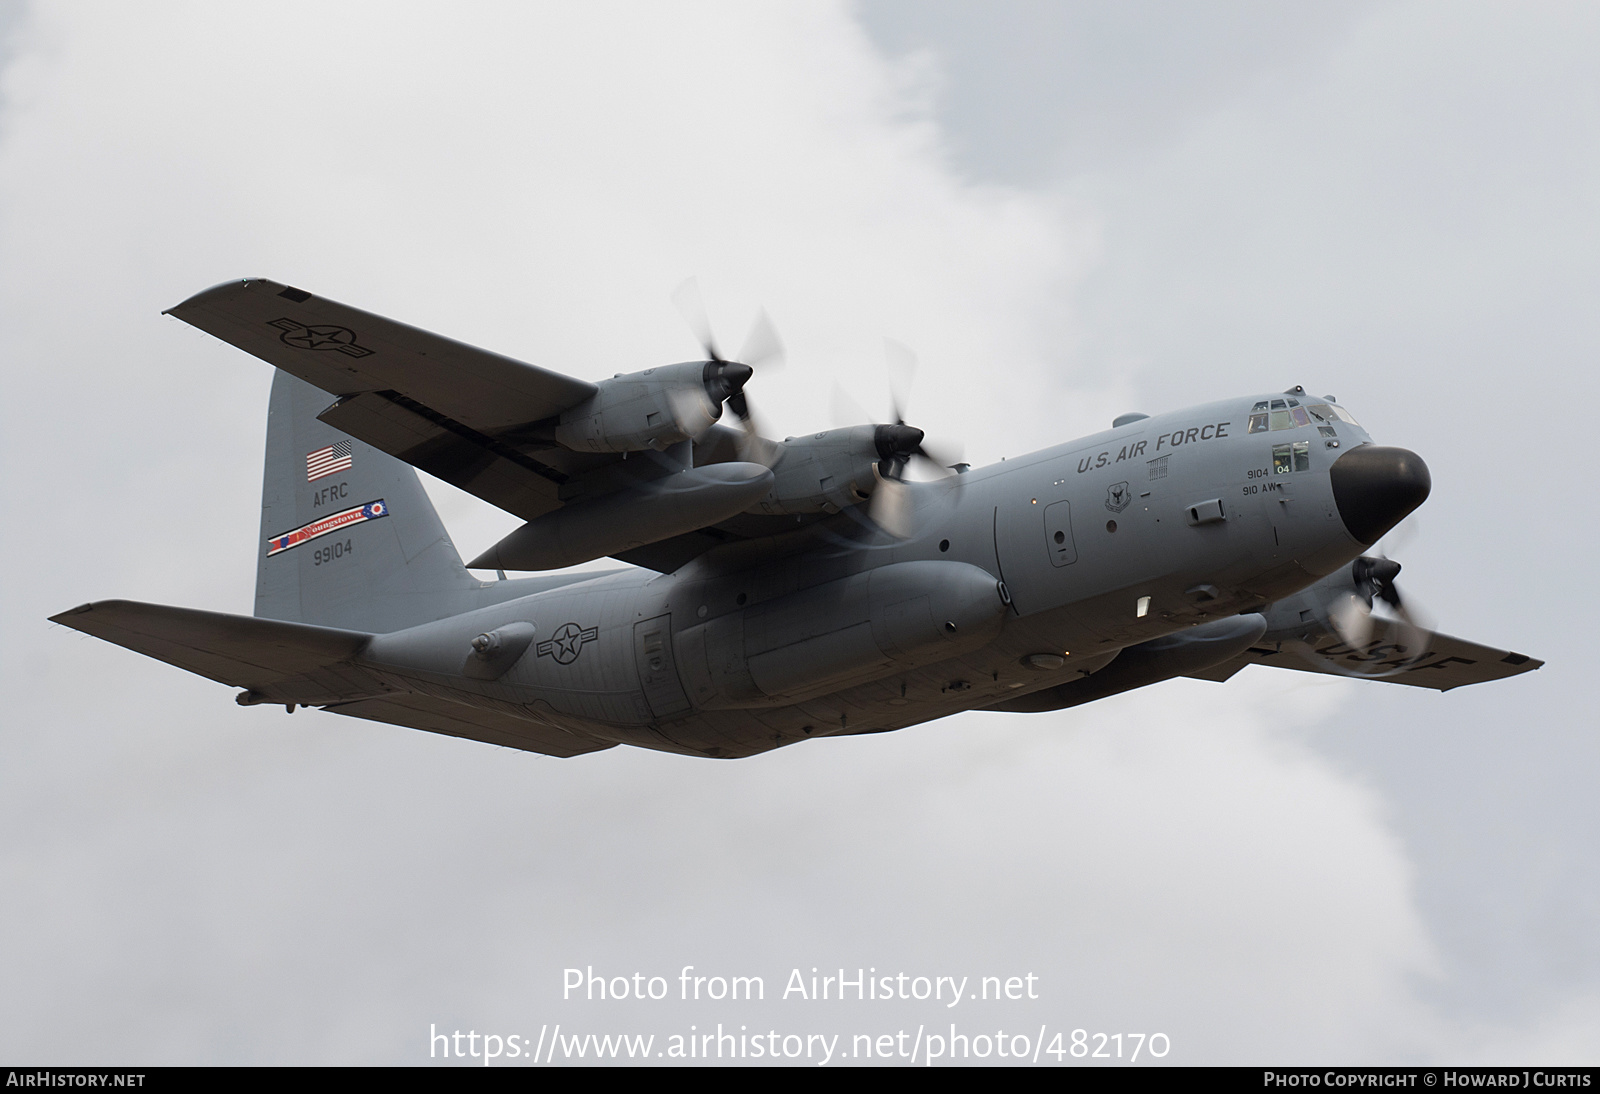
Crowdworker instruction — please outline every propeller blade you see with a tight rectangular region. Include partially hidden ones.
[867,475,916,539]
[672,277,723,362]
[1392,595,1434,639]
[738,309,785,371]
[884,339,918,425]
[915,436,966,472]
[724,389,782,467]
[831,382,874,429]
[1378,517,1420,559]
[1328,592,1375,649]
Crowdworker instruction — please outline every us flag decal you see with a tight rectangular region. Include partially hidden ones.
[306,440,353,481]
[266,500,388,557]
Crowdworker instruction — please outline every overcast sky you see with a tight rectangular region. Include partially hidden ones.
[1,1,1595,1066]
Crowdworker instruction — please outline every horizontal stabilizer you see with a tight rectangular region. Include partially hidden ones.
[49,600,386,705]
[1184,628,1543,691]
[322,694,615,759]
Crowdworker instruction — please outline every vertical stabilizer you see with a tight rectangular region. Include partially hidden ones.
[257,370,479,632]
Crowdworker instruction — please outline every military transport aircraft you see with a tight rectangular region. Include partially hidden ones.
[50,279,1542,758]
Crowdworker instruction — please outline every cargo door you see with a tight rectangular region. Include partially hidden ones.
[634,614,692,719]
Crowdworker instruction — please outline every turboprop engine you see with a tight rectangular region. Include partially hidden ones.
[1256,554,1420,650]
[743,423,932,515]
[553,360,751,453]
[675,560,1009,708]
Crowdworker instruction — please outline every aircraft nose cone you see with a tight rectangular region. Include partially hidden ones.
[1329,446,1431,544]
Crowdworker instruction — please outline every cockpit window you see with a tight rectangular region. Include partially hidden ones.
[1253,399,1360,433]
[1252,398,1362,433]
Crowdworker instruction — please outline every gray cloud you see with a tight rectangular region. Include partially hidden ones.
[864,0,1600,1053]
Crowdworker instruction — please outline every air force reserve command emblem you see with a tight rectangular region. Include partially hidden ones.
[268,316,373,358]
[1105,481,1132,513]
[537,622,599,665]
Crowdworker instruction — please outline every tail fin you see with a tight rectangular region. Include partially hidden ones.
[257,370,479,632]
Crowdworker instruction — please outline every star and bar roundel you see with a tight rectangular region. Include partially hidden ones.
[537,623,599,664]
[266,500,389,557]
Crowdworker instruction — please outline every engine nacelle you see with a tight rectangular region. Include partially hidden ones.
[675,560,1009,708]
[1256,559,1377,644]
[554,361,741,453]
[469,462,775,571]
[742,425,879,515]
[744,423,931,515]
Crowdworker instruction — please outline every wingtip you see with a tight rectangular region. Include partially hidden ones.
[47,602,97,629]
[164,277,278,316]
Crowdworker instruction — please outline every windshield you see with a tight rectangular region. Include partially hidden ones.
[1248,397,1361,433]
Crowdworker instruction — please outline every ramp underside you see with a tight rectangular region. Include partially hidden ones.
[321,693,615,758]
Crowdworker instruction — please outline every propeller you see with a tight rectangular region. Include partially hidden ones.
[1320,523,1435,676]
[671,278,784,462]
[1327,556,1400,649]
[831,341,964,538]
[834,341,964,482]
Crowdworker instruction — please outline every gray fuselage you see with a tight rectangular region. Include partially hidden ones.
[353,391,1395,758]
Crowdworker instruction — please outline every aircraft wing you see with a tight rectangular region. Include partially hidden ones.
[1184,628,1543,691]
[166,278,832,570]
[166,278,602,522]
[49,600,387,705]
[321,694,615,758]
